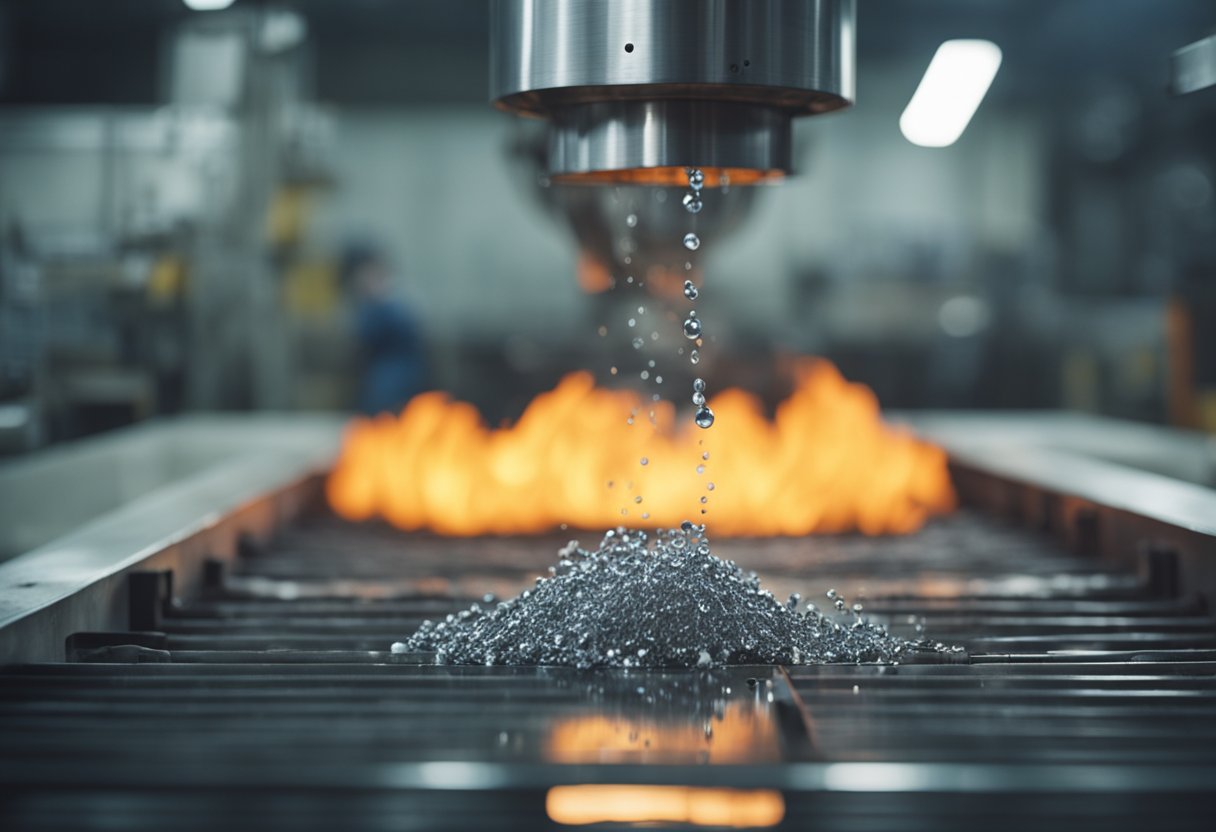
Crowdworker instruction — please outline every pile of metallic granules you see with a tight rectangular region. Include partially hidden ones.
[400,523,954,668]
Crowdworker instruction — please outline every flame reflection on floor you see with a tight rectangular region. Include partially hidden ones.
[327,359,955,536]
[545,785,785,827]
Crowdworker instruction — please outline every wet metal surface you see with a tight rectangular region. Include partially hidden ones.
[2,510,1215,830]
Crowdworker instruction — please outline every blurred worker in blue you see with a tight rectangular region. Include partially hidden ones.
[341,243,427,416]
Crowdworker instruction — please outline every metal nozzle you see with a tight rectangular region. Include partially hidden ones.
[490,0,856,186]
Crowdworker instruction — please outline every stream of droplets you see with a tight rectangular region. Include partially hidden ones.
[393,168,956,668]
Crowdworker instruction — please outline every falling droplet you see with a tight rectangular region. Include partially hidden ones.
[632,337,644,349]
[627,318,636,328]
[597,325,608,336]
[687,168,705,190]
[692,391,706,406]
[640,370,649,380]
[683,233,700,251]
[626,213,638,227]
[690,349,701,364]
[693,378,706,392]
[695,406,715,429]
[683,280,699,300]
[707,482,715,491]
[683,192,703,214]
[683,316,702,339]
[640,457,649,466]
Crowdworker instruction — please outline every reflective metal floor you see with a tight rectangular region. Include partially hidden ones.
[2,511,1215,831]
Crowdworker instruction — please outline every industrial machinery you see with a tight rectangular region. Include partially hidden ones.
[491,0,855,185]
[2,3,1215,831]
[1,416,1215,830]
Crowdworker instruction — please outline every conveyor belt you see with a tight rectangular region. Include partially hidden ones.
[2,510,1215,831]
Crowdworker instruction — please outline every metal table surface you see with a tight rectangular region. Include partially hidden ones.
[2,510,1215,831]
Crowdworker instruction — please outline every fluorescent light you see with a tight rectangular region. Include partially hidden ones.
[900,40,1002,148]
[182,0,236,11]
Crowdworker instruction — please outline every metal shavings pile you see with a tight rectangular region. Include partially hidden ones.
[401,523,955,668]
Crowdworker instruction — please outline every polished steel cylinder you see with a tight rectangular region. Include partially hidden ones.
[490,0,855,184]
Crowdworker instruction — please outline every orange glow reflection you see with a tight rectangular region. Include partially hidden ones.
[327,359,955,537]
[546,785,785,827]
[546,704,780,766]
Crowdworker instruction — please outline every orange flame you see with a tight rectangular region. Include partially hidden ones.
[326,359,955,536]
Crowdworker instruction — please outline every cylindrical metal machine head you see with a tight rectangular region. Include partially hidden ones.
[491,0,856,186]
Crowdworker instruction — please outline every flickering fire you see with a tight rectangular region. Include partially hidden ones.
[326,359,955,537]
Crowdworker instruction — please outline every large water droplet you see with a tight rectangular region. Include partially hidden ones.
[683,280,699,300]
[695,406,715,429]
[683,317,703,339]
[683,233,701,251]
[692,391,706,406]
[683,192,703,214]
[693,378,706,392]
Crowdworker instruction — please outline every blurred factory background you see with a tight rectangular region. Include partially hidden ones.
[0,0,1214,454]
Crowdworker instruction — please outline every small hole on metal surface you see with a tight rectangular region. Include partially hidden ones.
[624,42,634,53]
